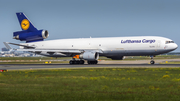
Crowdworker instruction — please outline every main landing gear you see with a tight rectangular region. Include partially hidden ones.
[69,60,84,65]
[87,60,98,64]
[69,59,98,65]
[150,56,155,64]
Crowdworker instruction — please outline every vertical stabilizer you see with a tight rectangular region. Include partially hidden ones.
[13,12,49,43]
[16,12,38,32]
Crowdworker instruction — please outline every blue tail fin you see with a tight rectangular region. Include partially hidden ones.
[13,12,49,43]
[16,12,38,32]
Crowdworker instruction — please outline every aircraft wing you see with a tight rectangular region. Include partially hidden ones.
[17,49,82,54]
[17,49,103,54]
[6,42,103,55]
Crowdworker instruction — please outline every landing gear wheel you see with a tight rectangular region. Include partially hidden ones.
[69,60,84,65]
[69,60,73,65]
[87,60,98,64]
[87,61,90,64]
[80,60,85,64]
[94,60,98,64]
[150,60,155,64]
[150,56,155,65]
[76,60,80,64]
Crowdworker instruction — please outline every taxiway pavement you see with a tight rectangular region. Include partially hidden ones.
[0,64,180,70]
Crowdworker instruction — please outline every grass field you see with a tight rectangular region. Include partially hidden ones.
[0,68,180,101]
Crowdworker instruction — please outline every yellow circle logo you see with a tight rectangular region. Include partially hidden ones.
[21,19,30,30]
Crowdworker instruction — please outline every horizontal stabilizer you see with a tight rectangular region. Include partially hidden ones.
[6,42,35,49]
[3,42,12,49]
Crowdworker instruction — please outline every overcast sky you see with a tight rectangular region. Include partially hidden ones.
[0,0,180,51]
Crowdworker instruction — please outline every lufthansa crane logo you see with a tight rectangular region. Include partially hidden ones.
[21,19,30,30]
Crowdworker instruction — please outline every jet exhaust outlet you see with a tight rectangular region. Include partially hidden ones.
[42,30,49,39]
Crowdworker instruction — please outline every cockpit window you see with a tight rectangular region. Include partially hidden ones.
[165,41,174,44]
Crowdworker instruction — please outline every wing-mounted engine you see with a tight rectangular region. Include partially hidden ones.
[13,30,49,42]
[79,51,99,60]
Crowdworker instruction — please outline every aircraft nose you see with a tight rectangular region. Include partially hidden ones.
[166,43,178,51]
[171,43,178,50]
[174,43,178,49]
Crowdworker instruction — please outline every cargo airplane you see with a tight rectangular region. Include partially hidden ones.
[5,12,178,64]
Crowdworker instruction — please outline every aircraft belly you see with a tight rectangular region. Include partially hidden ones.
[101,49,168,56]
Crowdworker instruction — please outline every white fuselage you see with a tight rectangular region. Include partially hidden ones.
[23,36,178,57]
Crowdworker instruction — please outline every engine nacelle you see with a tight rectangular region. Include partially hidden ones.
[107,56,125,60]
[13,30,49,42]
[79,51,99,60]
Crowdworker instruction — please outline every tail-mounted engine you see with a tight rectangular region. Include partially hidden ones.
[13,30,49,42]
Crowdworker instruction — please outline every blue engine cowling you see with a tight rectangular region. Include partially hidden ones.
[13,30,49,42]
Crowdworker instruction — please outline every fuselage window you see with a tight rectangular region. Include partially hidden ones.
[165,41,174,44]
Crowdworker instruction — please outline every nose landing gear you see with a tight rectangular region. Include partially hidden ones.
[150,56,155,64]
